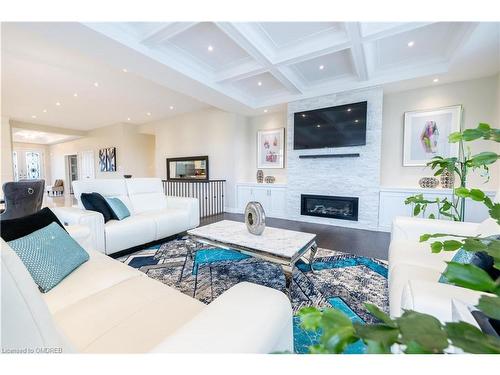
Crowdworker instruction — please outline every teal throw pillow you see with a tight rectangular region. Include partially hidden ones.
[105,197,131,220]
[7,222,89,293]
[438,248,475,284]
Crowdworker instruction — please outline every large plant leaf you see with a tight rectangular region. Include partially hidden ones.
[443,262,498,292]
[468,152,499,167]
[445,322,500,354]
[477,295,500,319]
[298,306,322,331]
[397,311,448,353]
[354,324,399,347]
[364,303,396,326]
[442,240,463,251]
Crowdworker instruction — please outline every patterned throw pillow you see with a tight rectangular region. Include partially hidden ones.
[7,222,89,293]
[105,197,131,220]
[439,248,475,284]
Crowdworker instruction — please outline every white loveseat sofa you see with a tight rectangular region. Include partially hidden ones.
[388,215,499,322]
[1,231,293,353]
[53,178,199,255]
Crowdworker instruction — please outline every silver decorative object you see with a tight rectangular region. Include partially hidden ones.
[245,201,266,235]
[418,177,439,189]
[256,170,264,183]
[440,169,455,189]
[264,176,276,184]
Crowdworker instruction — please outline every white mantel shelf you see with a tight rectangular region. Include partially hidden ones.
[236,182,288,188]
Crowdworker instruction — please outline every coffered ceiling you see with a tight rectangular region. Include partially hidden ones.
[85,22,497,110]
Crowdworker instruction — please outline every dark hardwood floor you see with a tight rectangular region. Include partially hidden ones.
[201,212,390,260]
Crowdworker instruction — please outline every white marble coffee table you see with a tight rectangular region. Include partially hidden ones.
[187,220,318,297]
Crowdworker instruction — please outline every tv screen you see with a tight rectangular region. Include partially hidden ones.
[293,101,367,150]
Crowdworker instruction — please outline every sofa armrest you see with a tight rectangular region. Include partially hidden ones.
[165,196,200,229]
[151,282,293,353]
[401,279,487,323]
[52,207,105,253]
[65,224,91,249]
[391,216,479,242]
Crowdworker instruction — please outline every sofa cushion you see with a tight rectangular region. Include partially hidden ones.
[475,218,500,237]
[389,239,455,272]
[104,215,157,254]
[73,179,128,209]
[52,275,205,353]
[7,223,89,293]
[0,207,66,242]
[125,178,167,214]
[43,249,140,314]
[81,192,116,223]
[105,197,131,220]
[139,208,190,240]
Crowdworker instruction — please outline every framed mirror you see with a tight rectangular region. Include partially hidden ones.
[166,156,209,181]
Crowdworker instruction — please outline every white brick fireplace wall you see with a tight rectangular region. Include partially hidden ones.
[286,87,383,230]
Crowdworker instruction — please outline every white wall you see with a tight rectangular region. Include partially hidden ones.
[244,111,287,183]
[381,75,499,189]
[0,117,13,186]
[149,108,249,211]
[49,123,155,186]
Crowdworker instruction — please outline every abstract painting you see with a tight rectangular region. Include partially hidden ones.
[257,128,284,169]
[403,105,462,166]
[98,147,116,172]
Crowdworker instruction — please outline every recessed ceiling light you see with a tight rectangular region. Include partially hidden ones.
[43,109,47,113]
[127,117,131,121]
[263,109,268,113]
[257,81,262,86]
[55,102,61,106]
[31,115,37,119]
[146,112,151,116]
[347,108,352,112]
[433,78,439,83]
[207,45,214,52]
[122,68,128,73]
[169,105,174,110]
[319,65,325,70]
[73,93,78,97]
[94,82,99,87]
[407,41,415,47]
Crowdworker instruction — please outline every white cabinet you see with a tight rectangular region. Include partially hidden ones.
[236,183,287,218]
[378,187,495,232]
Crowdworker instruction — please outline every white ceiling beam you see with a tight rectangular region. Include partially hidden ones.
[214,60,267,83]
[141,22,197,45]
[216,22,302,94]
[361,22,434,43]
[345,23,369,81]
[445,22,479,61]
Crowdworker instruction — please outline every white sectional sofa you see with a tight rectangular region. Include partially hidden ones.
[53,178,199,255]
[1,233,294,353]
[389,215,499,322]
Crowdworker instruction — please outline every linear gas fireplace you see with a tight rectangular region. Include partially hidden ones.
[301,194,359,221]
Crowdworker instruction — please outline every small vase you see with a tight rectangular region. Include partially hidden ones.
[440,169,455,189]
[256,170,264,183]
[419,177,439,189]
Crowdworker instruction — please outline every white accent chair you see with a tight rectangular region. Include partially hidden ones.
[389,215,499,322]
[1,233,293,353]
[53,178,199,255]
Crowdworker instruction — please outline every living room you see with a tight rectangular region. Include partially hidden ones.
[1,1,500,374]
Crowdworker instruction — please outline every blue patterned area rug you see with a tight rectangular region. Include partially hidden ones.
[117,236,388,354]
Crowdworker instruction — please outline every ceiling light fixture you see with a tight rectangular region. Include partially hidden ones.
[127,117,131,121]
[316,124,321,128]
[208,45,214,52]
[355,119,359,123]
[31,115,37,119]
[263,109,268,113]
[301,114,306,118]
[73,93,78,97]
[94,82,99,87]
[169,105,174,110]
[407,41,415,47]
[257,81,262,86]
[433,78,439,83]
[319,65,324,70]
[122,68,128,73]
[56,102,61,106]
[146,112,151,116]
[347,108,352,112]
[43,109,47,113]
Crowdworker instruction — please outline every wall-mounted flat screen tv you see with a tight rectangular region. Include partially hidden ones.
[293,101,367,150]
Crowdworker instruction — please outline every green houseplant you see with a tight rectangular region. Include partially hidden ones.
[298,123,500,354]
